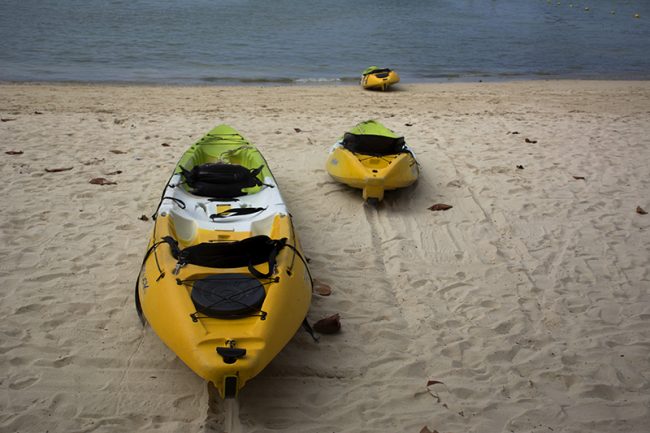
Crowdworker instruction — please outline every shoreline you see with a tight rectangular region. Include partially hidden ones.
[2,73,650,88]
[1,80,649,433]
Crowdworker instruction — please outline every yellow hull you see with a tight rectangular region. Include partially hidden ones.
[361,70,400,91]
[137,125,312,398]
[139,214,311,398]
[326,146,418,201]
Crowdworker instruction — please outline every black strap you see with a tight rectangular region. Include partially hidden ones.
[208,197,239,202]
[134,274,145,326]
[302,318,319,342]
[247,238,286,279]
[161,236,182,258]
[210,207,266,220]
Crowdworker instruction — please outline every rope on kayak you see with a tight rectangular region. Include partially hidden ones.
[151,171,177,220]
[284,218,313,288]
[140,239,167,282]
[284,219,318,342]
[284,243,313,288]
[161,196,186,209]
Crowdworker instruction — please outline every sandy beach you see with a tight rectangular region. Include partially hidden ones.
[1,80,649,433]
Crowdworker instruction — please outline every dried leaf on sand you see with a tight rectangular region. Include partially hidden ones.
[139,214,149,221]
[313,313,341,334]
[637,206,648,215]
[428,204,452,211]
[6,150,23,155]
[313,281,332,296]
[573,176,586,180]
[110,149,127,154]
[89,177,117,185]
[426,380,444,387]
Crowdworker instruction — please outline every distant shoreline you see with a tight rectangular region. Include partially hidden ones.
[2,73,650,88]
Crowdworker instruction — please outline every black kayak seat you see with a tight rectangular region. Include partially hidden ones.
[180,162,265,198]
[166,235,284,270]
[342,132,406,156]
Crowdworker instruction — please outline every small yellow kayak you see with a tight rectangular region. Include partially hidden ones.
[326,120,419,202]
[361,66,400,91]
[135,124,312,399]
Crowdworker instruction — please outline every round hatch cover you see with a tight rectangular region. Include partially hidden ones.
[191,274,266,318]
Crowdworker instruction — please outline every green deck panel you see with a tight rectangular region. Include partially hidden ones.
[174,124,273,194]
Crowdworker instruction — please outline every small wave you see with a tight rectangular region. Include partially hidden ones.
[294,77,341,83]
[200,76,293,84]
[200,75,357,85]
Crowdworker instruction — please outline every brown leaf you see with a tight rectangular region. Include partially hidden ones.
[525,138,538,144]
[405,122,414,126]
[426,380,444,387]
[89,177,117,185]
[428,204,453,211]
[139,214,149,221]
[1,118,16,122]
[5,150,23,155]
[34,111,43,115]
[294,128,302,133]
[637,206,648,215]
[161,143,170,147]
[313,313,341,334]
[573,176,586,180]
[110,149,127,154]
[313,281,332,296]
[105,170,123,175]
[507,131,520,135]
[45,167,73,173]
[516,165,524,170]
[419,427,433,433]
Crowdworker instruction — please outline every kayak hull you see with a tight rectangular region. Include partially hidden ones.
[326,120,418,202]
[137,124,312,398]
[326,146,418,201]
[361,68,400,91]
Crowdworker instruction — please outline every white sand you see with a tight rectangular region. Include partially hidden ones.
[1,81,649,432]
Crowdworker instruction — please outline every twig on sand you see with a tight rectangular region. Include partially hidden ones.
[45,167,73,173]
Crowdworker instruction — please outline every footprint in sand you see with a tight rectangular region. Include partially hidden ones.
[9,375,40,390]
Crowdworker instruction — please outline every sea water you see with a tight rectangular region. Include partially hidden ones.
[1,0,649,84]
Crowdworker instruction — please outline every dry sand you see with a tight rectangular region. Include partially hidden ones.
[1,81,649,433]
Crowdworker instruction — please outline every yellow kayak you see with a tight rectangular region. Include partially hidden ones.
[135,124,312,399]
[361,66,400,91]
[326,120,419,202]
